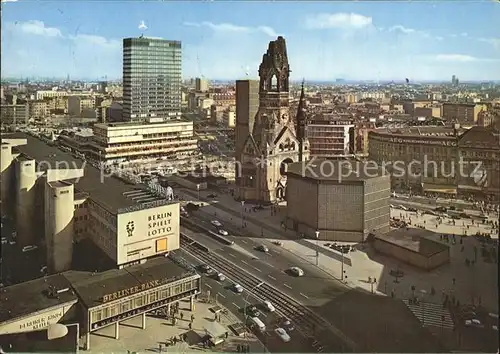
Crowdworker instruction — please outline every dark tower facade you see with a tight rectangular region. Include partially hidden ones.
[238,37,310,203]
[295,80,310,162]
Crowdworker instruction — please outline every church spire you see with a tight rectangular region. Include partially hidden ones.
[296,79,308,162]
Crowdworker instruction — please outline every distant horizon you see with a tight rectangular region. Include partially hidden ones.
[2,77,500,85]
[2,2,499,80]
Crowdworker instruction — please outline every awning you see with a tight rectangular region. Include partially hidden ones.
[204,321,227,339]
[421,183,457,194]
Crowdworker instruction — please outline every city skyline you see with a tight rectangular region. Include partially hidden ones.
[2,1,500,81]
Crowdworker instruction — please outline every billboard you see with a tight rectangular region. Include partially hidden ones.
[116,203,180,265]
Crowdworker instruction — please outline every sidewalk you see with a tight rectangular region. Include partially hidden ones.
[85,297,265,353]
[179,189,498,312]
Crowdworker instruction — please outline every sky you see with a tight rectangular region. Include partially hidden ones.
[2,1,500,82]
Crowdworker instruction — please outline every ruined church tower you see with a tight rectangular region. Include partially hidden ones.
[238,36,309,203]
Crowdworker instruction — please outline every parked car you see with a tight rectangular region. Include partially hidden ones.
[207,193,218,199]
[218,229,229,236]
[280,317,295,332]
[256,244,269,252]
[199,264,214,275]
[22,245,38,252]
[232,283,243,293]
[211,220,223,227]
[289,267,304,277]
[465,319,484,328]
[263,300,275,312]
[1,237,7,245]
[215,273,226,281]
[275,327,291,342]
[247,305,261,317]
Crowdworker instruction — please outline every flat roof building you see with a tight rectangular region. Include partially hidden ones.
[285,159,391,242]
[123,37,182,122]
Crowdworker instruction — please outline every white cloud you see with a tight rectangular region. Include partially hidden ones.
[1,0,19,3]
[68,34,120,48]
[434,54,480,62]
[183,21,280,37]
[13,20,63,37]
[305,13,373,29]
[388,25,416,34]
[478,37,500,49]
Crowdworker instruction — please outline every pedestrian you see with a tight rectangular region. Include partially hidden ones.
[188,322,192,330]
[180,312,184,321]
[452,278,456,285]
[191,314,195,322]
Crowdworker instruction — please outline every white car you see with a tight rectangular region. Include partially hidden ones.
[215,273,226,281]
[289,267,304,277]
[275,327,291,342]
[263,300,275,312]
[211,220,223,227]
[232,283,243,293]
[464,319,484,328]
[1,237,7,245]
[22,245,38,252]
[218,229,229,236]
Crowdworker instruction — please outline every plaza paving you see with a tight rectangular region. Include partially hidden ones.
[84,298,264,353]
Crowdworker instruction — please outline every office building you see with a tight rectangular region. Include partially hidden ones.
[123,37,182,122]
[0,104,29,125]
[307,117,355,157]
[442,103,487,124]
[368,126,500,197]
[195,78,209,92]
[285,160,391,242]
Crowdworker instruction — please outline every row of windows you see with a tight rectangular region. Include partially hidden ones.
[91,279,199,323]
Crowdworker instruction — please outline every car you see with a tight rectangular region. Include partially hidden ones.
[22,245,38,252]
[199,264,214,274]
[215,273,226,281]
[9,240,16,245]
[399,205,408,211]
[465,319,484,328]
[390,204,395,208]
[435,206,447,213]
[263,300,275,312]
[275,327,291,342]
[232,283,243,293]
[218,229,229,236]
[256,244,269,252]
[280,318,295,332]
[12,231,17,238]
[408,207,418,212]
[211,220,223,227]
[247,305,261,317]
[289,267,304,277]
[207,193,218,199]
[1,237,7,245]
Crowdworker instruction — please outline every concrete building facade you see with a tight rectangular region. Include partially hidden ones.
[442,103,488,124]
[1,104,29,125]
[285,160,391,242]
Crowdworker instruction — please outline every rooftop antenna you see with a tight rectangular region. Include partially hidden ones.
[138,20,147,38]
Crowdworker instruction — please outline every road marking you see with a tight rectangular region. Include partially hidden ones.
[241,260,249,265]
[284,283,292,289]
[260,312,268,318]
[217,292,226,299]
[232,302,240,309]
[228,253,236,258]
[267,263,275,268]
[241,240,248,244]
[243,298,250,304]
[206,284,212,289]
[265,332,271,336]
[300,292,309,299]
[268,275,276,280]
[251,265,262,272]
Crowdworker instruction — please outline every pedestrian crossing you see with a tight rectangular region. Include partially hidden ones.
[402,299,455,330]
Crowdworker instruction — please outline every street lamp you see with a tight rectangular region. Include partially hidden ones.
[240,201,245,228]
[420,289,427,326]
[196,184,200,201]
[315,231,320,266]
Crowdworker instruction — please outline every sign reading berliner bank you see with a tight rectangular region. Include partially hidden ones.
[102,280,161,303]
